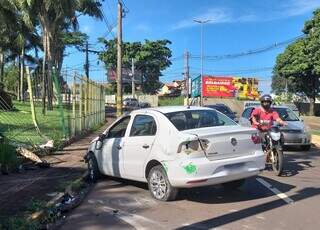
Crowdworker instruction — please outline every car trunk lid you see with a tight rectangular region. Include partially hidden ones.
[182,126,260,161]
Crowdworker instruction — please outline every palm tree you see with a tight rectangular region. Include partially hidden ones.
[0,0,40,100]
[18,0,103,110]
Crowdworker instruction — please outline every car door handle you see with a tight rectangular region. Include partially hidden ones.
[142,144,150,149]
[116,145,122,150]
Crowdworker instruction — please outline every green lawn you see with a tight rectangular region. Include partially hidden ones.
[311,130,320,136]
[0,101,72,146]
[158,96,185,106]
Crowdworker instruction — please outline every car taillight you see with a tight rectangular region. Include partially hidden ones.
[251,133,261,144]
[177,139,209,154]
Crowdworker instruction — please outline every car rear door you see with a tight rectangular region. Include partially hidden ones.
[123,114,157,179]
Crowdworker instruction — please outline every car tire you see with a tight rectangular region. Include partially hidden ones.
[87,153,100,183]
[301,145,311,151]
[147,165,178,201]
[222,179,246,190]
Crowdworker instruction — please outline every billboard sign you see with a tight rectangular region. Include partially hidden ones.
[202,76,236,97]
[107,68,142,84]
[191,75,201,97]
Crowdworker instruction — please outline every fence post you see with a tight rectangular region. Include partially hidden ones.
[84,78,88,130]
[101,85,104,124]
[72,73,76,136]
[79,77,83,132]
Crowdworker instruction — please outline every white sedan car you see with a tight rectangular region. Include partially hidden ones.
[85,106,265,201]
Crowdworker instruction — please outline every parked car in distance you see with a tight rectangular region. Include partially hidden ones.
[85,106,265,201]
[123,98,139,107]
[206,104,238,122]
[239,106,311,150]
[139,102,151,108]
[284,103,300,115]
[244,101,261,108]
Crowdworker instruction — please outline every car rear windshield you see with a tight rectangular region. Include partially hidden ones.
[165,110,237,131]
[273,107,300,121]
[213,106,232,114]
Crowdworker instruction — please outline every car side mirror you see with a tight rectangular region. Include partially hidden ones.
[95,133,106,150]
[300,117,304,122]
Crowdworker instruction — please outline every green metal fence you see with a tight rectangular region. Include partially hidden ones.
[0,68,106,149]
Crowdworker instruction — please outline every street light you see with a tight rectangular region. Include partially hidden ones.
[194,19,210,106]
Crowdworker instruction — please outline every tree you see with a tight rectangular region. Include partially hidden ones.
[17,0,103,110]
[99,39,172,94]
[273,9,320,115]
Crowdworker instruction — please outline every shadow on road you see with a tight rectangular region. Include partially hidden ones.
[176,186,320,230]
[179,176,295,204]
[281,148,319,177]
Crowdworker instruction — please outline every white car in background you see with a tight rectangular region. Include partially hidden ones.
[85,106,265,201]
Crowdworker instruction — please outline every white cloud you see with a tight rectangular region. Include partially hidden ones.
[171,0,320,31]
[283,0,320,17]
[82,25,91,33]
[136,24,151,32]
[171,8,232,30]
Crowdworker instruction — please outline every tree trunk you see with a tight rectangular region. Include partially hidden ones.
[42,33,47,115]
[0,49,4,82]
[18,56,21,101]
[20,46,25,102]
[309,96,315,116]
[46,30,53,110]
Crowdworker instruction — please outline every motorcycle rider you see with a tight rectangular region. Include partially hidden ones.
[251,94,287,145]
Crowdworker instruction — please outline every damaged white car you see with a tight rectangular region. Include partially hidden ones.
[85,106,265,201]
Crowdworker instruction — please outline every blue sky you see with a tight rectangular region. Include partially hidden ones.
[63,0,320,93]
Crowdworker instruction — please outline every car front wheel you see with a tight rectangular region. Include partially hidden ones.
[86,153,100,183]
[147,165,178,201]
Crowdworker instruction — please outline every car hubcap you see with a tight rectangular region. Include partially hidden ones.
[150,171,167,199]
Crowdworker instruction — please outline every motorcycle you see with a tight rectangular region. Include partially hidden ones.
[261,124,284,176]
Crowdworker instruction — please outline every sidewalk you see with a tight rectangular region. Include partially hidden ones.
[0,123,110,218]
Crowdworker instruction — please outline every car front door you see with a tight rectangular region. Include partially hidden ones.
[101,116,131,177]
[123,114,157,179]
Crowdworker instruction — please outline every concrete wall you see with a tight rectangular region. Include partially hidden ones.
[294,102,320,116]
[105,94,159,107]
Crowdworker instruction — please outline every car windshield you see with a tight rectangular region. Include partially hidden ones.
[165,110,237,131]
[273,107,300,121]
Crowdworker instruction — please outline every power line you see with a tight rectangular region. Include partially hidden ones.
[190,66,274,74]
[190,35,304,61]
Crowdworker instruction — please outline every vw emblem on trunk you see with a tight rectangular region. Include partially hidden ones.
[231,138,237,146]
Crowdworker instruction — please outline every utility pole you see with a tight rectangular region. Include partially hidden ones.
[184,51,190,104]
[285,78,288,102]
[131,58,135,98]
[85,40,89,79]
[194,19,210,106]
[116,0,123,116]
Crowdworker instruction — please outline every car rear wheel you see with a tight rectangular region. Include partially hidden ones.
[222,179,246,190]
[147,165,178,201]
[301,145,311,151]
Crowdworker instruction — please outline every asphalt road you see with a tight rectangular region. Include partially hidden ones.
[61,146,320,230]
